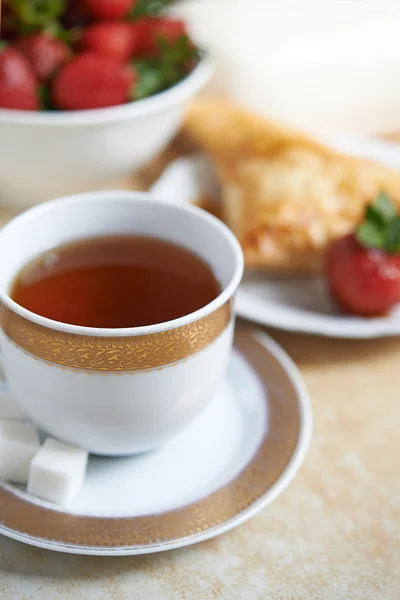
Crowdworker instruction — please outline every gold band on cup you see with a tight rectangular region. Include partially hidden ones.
[0,302,232,372]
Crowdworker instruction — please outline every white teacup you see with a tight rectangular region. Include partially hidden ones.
[0,192,243,455]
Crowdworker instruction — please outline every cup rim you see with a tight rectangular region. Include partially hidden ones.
[0,191,244,337]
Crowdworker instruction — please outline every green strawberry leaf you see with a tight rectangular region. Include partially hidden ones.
[38,84,52,110]
[130,0,173,19]
[133,61,165,100]
[375,192,396,221]
[356,193,400,253]
[365,192,396,229]
[12,0,65,29]
[384,216,400,254]
[132,36,200,100]
[40,21,76,43]
[356,221,386,249]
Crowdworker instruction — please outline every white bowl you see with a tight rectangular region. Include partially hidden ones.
[0,58,213,210]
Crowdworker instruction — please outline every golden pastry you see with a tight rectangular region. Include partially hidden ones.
[184,100,400,272]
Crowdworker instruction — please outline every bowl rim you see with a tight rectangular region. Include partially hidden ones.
[0,56,213,127]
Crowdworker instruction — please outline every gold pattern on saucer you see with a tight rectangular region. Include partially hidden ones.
[0,302,231,371]
[0,327,304,550]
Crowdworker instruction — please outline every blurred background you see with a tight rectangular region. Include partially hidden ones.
[176,0,400,135]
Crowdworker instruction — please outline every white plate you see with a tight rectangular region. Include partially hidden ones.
[0,327,311,556]
[151,136,400,338]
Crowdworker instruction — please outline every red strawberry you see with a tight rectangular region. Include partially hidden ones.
[52,52,136,110]
[326,194,400,316]
[0,46,39,110]
[82,0,135,20]
[17,33,70,82]
[80,22,138,62]
[133,18,187,58]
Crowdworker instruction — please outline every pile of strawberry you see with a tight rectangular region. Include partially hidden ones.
[0,0,199,111]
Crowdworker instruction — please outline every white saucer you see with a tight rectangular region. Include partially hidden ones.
[0,327,311,556]
[152,135,400,338]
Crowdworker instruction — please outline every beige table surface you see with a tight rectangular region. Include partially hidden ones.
[0,163,399,600]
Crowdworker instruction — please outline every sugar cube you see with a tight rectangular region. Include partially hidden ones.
[0,419,40,484]
[0,391,26,420]
[28,438,88,505]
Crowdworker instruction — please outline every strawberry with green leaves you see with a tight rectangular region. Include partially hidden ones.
[132,18,187,58]
[133,31,199,100]
[327,194,400,316]
[0,0,199,111]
